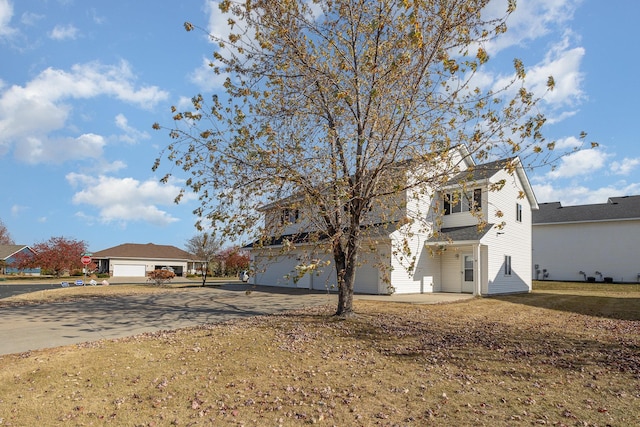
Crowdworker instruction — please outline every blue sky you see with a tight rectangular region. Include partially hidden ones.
[0,0,638,252]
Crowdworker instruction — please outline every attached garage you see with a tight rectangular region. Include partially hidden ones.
[354,262,380,294]
[253,254,300,288]
[92,243,196,279]
[113,264,146,277]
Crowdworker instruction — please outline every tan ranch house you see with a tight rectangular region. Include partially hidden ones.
[92,243,196,277]
[248,145,538,296]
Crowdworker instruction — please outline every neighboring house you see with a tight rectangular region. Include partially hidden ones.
[532,195,640,283]
[92,243,196,277]
[0,245,41,276]
[248,146,538,295]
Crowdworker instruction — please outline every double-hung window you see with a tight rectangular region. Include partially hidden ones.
[280,208,299,225]
[444,189,481,215]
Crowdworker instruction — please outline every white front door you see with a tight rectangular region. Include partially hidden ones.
[462,254,474,293]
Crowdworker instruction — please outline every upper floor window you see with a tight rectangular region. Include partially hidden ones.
[516,203,522,222]
[280,208,299,225]
[443,189,481,215]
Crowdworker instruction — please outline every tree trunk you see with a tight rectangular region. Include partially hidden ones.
[334,231,359,318]
[201,262,208,287]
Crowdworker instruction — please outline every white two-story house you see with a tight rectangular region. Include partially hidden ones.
[248,145,538,295]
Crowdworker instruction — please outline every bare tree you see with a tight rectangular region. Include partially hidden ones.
[0,219,13,245]
[154,0,594,316]
[185,233,221,286]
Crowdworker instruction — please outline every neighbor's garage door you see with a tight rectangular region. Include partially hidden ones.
[113,264,146,277]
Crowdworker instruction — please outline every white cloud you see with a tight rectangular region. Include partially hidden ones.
[0,61,169,164]
[14,133,105,165]
[534,181,640,206]
[49,24,79,40]
[0,0,16,38]
[305,0,324,20]
[482,0,582,55]
[10,204,27,216]
[114,113,150,144]
[20,11,43,26]
[100,159,127,173]
[488,34,585,117]
[205,0,228,41]
[553,135,584,150]
[611,157,640,176]
[0,0,16,37]
[528,36,585,109]
[175,96,194,111]
[189,56,228,92]
[197,1,253,91]
[89,8,105,25]
[546,148,609,179]
[67,173,194,226]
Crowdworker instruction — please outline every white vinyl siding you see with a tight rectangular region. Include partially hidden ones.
[533,219,640,283]
[482,169,532,294]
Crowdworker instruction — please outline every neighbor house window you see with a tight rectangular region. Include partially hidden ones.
[443,189,481,215]
[504,255,512,276]
[280,208,299,224]
[516,203,522,222]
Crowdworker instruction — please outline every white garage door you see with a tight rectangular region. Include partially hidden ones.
[113,264,146,277]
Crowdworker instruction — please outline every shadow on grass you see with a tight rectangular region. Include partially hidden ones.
[491,292,640,321]
[274,306,640,379]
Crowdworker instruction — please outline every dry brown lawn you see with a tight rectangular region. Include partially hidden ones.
[0,282,638,426]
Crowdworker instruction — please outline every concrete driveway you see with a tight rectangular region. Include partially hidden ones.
[0,285,337,355]
[0,282,472,356]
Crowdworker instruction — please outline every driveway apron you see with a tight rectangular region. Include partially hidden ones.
[0,286,337,355]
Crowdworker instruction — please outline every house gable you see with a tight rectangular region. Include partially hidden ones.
[0,245,40,275]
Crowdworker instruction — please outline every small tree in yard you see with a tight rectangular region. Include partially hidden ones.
[185,233,221,286]
[218,247,250,278]
[147,269,176,286]
[154,0,595,317]
[19,236,88,278]
[0,218,13,245]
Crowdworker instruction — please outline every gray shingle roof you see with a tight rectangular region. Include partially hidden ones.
[427,224,494,243]
[533,195,640,224]
[447,158,514,184]
[0,245,31,260]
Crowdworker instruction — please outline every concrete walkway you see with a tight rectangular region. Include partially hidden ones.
[0,280,473,356]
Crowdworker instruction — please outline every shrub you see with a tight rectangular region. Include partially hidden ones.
[147,269,175,286]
